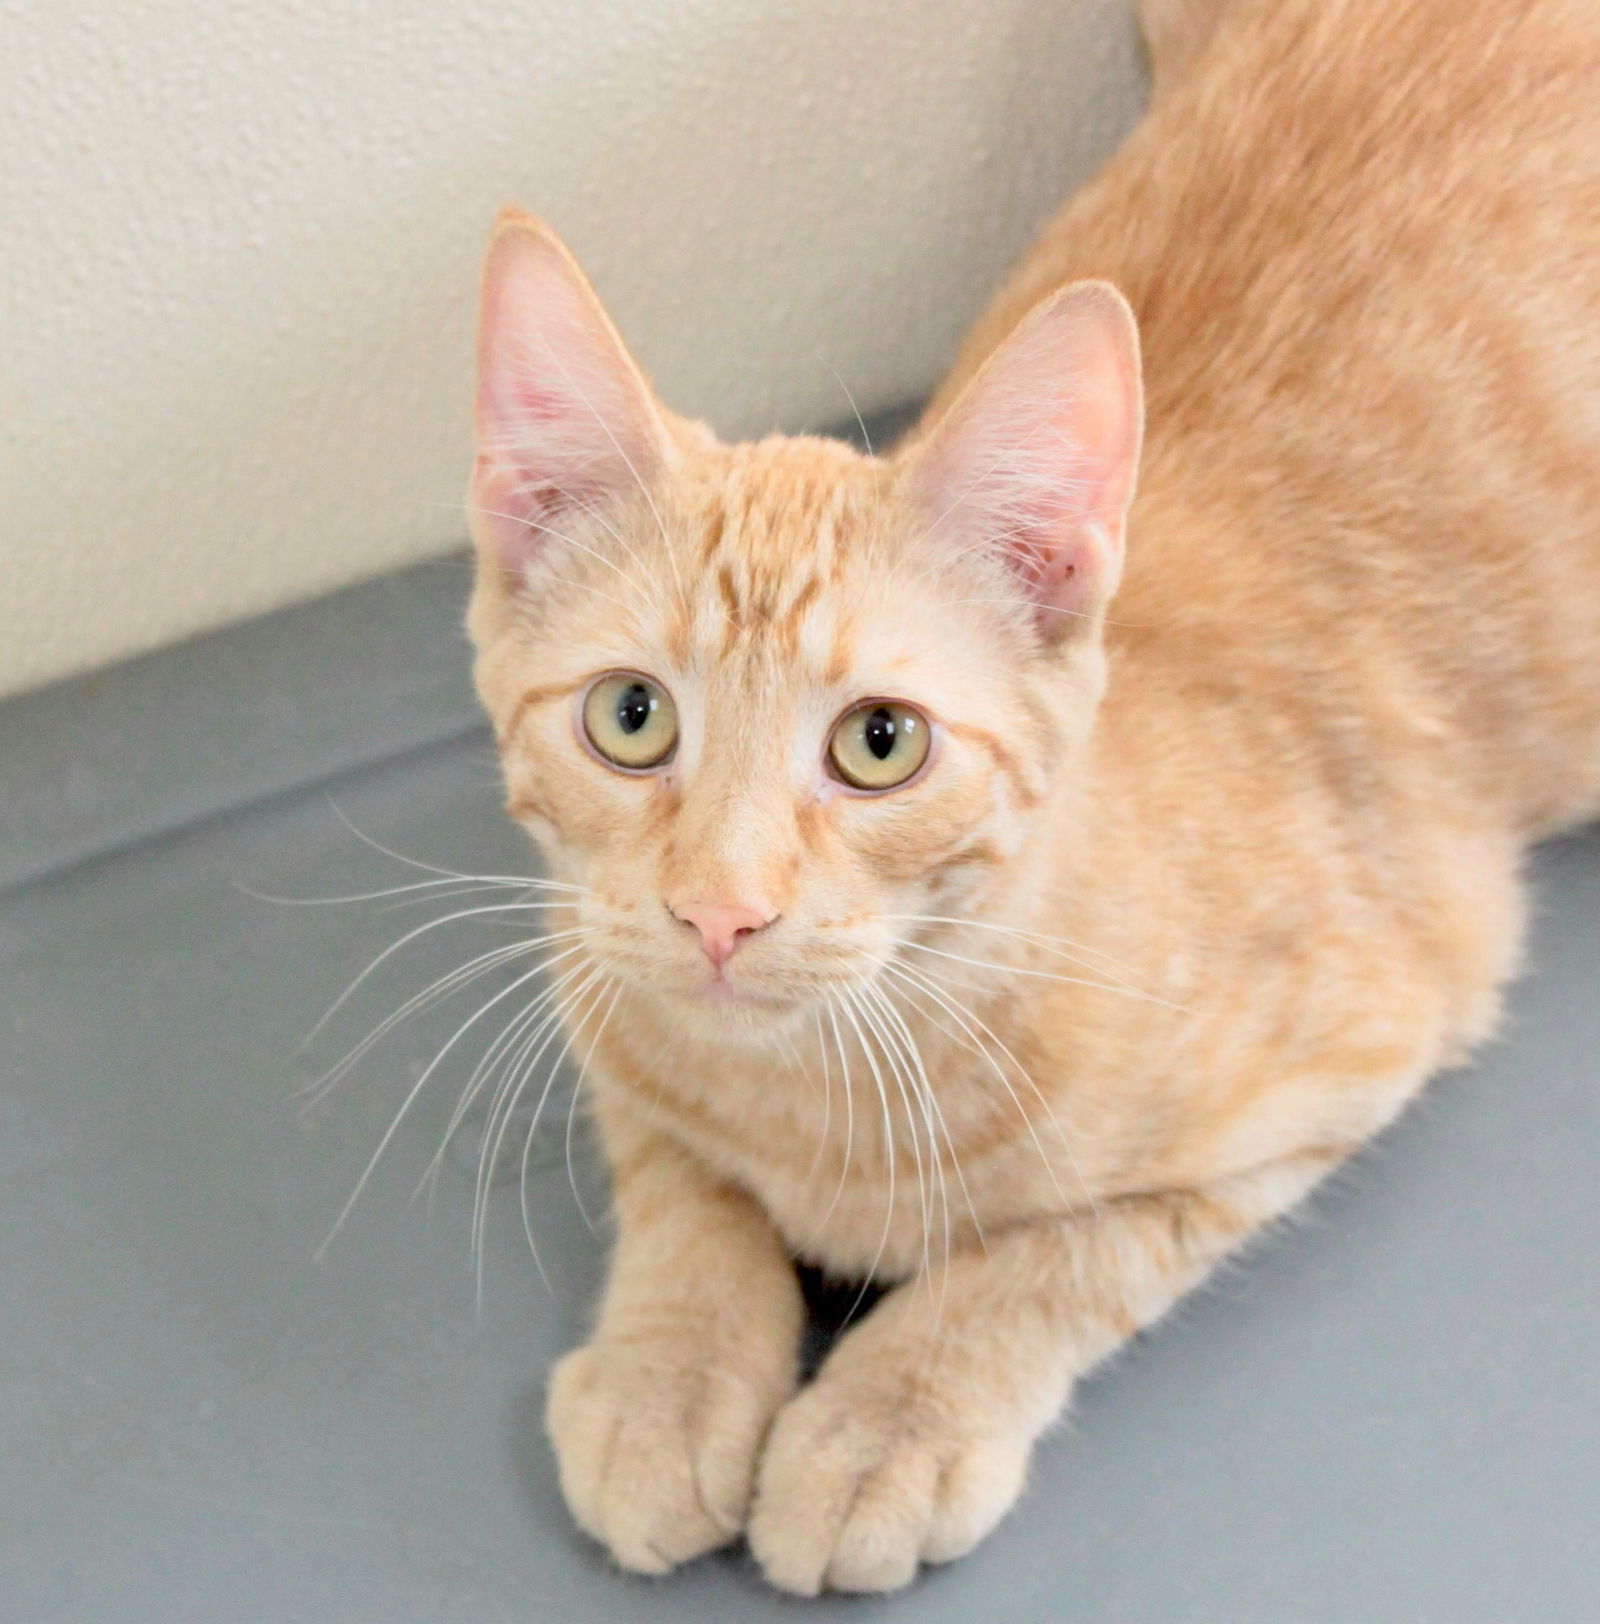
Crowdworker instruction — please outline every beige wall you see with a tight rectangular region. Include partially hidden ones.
[0,0,1145,700]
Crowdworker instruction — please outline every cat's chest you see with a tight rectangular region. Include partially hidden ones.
[599,1037,1089,1280]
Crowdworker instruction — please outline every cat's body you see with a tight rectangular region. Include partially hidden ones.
[466,0,1600,1595]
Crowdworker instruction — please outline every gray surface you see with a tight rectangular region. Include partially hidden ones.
[5,726,1599,1622]
[0,555,483,897]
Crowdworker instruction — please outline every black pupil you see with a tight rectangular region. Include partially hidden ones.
[617,684,653,734]
[864,706,899,761]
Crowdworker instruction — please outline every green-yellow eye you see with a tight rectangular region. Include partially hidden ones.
[828,701,931,792]
[582,672,678,771]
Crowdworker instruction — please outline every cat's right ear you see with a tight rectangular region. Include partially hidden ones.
[471,210,672,584]
[902,281,1143,642]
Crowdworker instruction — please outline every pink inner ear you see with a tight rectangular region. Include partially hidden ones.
[1022,517,1120,621]
[472,221,668,582]
[504,380,573,430]
[908,282,1143,632]
[472,456,584,577]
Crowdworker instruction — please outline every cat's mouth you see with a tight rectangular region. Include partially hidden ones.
[687,960,803,1012]
[586,924,877,1018]
[673,960,857,1023]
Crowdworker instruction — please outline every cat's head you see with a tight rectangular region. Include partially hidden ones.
[467,212,1142,1037]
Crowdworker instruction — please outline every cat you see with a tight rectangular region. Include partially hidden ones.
[464,0,1600,1595]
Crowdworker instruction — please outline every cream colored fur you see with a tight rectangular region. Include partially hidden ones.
[466,0,1600,1594]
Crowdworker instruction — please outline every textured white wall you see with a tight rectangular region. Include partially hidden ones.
[0,0,1145,699]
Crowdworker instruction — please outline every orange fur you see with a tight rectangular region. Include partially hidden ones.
[467,0,1600,1594]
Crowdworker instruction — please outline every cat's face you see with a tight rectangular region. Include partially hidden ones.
[468,214,1141,1038]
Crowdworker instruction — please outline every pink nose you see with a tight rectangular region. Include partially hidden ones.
[670,900,776,968]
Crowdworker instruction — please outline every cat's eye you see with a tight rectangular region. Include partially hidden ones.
[827,701,932,792]
[581,672,678,771]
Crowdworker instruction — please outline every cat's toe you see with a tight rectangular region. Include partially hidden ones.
[748,1377,1031,1594]
[546,1339,779,1574]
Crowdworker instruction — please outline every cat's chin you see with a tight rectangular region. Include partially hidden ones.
[691,980,807,1020]
[705,979,792,1010]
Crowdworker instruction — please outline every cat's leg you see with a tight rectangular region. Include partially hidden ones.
[748,1146,1343,1595]
[546,1110,803,1574]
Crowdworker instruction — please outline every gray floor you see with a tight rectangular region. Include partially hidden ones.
[4,584,1599,1621]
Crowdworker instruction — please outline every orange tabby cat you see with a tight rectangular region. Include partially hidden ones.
[465,0,1600,1594]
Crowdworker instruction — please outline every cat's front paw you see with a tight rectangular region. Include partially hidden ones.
[546,1336,790,1575]
[747,1369,1033,1595]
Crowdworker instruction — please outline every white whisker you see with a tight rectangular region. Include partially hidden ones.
[474,967,607,1303]
[868,978,986,1260]
[299,932,578,1109]
[238,874,579,909]
[798,999,858,1256]
[561,978,625,1240]
[894,937,1189,1011]
[801,1008,833,1189]
[303,907,596,1057]
[417,954,595,1211]
[859,981,957,1321]
[854,987,933,1282]
[315,940,589,1262]
[836,991,903,1319]
[321,801,509,883]
[883,912,1157,991]
[883,957,1098,1219]
[854,982,941,1294]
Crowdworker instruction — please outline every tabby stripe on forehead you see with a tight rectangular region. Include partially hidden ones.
[697,504,726,566]
[778,575,822,654]
[823,615,856,689]
[717,564,742,629]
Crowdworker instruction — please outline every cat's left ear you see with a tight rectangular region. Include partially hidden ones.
[471,210,673,583]
[902,281,1143,639]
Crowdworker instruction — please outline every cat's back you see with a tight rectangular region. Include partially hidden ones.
[935,0,1600,833]
[1124,0,1600,431]
[943,0,1600,401]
